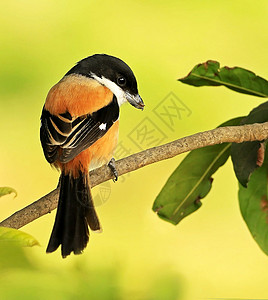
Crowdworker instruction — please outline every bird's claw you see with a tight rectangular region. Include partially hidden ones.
[108,158,118,182]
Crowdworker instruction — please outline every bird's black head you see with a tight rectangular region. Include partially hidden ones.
[65,54,144,109]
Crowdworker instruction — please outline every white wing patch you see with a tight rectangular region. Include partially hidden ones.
[99,123,107,130]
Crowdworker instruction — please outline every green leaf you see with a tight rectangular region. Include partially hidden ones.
[238,149,268,255]
[0,227,40,247]
[231,101,268,187]
[178,60,268,97]
[153,117,244,225]
[231,141,265,187]
[0,187,17,198]
[240,100,268,124]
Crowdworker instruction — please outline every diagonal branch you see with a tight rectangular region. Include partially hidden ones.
[1,122,268,229]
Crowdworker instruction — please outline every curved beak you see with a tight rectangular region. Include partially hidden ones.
[125,92,145,110]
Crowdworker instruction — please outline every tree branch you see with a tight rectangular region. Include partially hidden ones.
[1,122,268,229]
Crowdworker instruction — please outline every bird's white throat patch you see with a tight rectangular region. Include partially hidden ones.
[90,73,127,107]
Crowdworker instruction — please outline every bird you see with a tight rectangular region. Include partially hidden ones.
[40,54,144,258]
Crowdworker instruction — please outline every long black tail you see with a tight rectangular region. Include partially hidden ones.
[46,171,101,258]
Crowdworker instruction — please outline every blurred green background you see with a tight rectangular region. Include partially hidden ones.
[0,1,268,299]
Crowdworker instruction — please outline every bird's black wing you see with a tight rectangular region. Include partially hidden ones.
[40,96,119,164]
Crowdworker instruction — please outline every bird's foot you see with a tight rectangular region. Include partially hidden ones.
[108,158,118,182]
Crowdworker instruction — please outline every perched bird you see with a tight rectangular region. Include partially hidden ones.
[40,54,144,258]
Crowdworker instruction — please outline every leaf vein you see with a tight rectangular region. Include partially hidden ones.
[172,143,231,216]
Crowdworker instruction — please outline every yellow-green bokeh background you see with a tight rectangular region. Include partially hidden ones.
[1,1,267,299]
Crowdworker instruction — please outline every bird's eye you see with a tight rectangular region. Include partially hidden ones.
[117,76,126,87]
